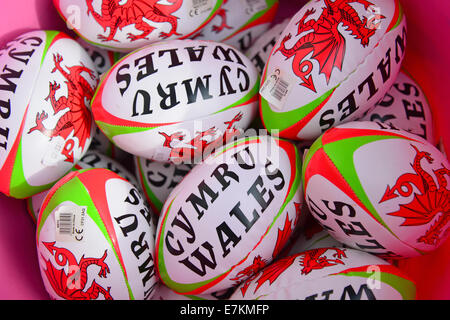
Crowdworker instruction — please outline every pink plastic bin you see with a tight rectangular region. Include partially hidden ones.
[0,0,448,300]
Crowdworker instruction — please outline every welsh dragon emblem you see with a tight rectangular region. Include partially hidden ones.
[41,242,113,300]
[231,202,303,296]
[86,0,183,42]
[190,0,231,39]
[211,0,232,34]
[273,0,384,93]
[159,112,244,163]
[28,54,96,163]
[380,144,450,246]
[238,247,347,297]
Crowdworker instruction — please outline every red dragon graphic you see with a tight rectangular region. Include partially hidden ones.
[230,255,267,297]
[86,0,183,42]
[273,0,384,92]
[232,202,303,296]
[212,0,232,33]
[41,241,113,300]
[159,112,244,163]
[380,144,450,246]
[28,54,96,162]
[247,247,347,297]
[190,0,231,39]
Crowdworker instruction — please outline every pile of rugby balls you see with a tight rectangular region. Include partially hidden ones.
[0,0,448,301]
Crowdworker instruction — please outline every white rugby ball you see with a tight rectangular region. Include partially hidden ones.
[191,0,279,52]
[91,39,259,164]
[134,156,194,215]
[155,135,304,294]
[230,247,416,300]
[0,30,98,199]
[53,0,224,52]
[361,70,436,144]
[302,121,450,259]
[259,0,408,141]
[36,168,158,300]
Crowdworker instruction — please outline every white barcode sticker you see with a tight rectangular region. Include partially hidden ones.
[259,68,293,110]
[192,0,214,15]
[244,0,268,15]
[55,205,86,242]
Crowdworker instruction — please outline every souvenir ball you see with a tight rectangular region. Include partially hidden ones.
[53,0,224,52]
[91,39,259,164]
[36,168,158,300]
[302,121,449,259]
[155,135,304,294]
[259,0,407,141]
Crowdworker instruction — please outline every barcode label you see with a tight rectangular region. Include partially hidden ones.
[192,0,213,14]
[57,212,74,235]
[245,0,268,14]
[272,78,290,101]
[193,0,208,6]
[259,68,293,110]
[55,205,86,242]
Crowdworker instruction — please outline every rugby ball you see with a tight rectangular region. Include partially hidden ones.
[245,18,289,74]
[134,156,194,215]
[155,135,304,294]
[361,70,436,144]
[302,121,450,259]
[53,0,224,52]
[91,39,259,164]
[259,0,407,141]
[36,168,158,300]
[0,30,98,199]
[230,247,416,300]
[27,149,139,222]
[191,0,279,52]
